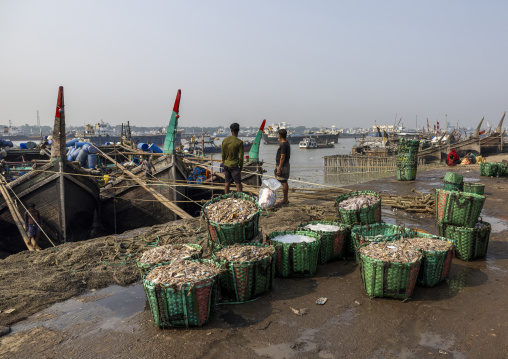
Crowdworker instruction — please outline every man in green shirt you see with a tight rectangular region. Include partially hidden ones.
[221,123,244,194]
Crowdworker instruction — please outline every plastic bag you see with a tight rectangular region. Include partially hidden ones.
[262,178,282,191]
[259,188,276,209]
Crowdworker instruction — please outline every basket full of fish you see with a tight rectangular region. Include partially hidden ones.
[268,231,321,278]
[351,223,415,260]
[435,189,485,228]
[297,221,347,264]
[438,221,491,261]
[201,192,262,248]
[358,242,422,301]
[213,243,276,302]
[136,244,202,276]
[143,259,224,327]
[395,234,454,287]
[335,191,382,226]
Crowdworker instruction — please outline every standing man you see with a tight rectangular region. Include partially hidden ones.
[221,123,244,194]
[24,203,42,250]
[142,155,155,178]
[275,129,290,204]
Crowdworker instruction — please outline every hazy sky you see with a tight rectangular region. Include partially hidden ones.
[1,1,507,129]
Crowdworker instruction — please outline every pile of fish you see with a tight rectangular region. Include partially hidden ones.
[339,195,379,210]
[138,244,201,265]
[400,237,453,252]
[145,259,223,286]
[359,242,422,263]
[474,222,489,229]
[214,244,274,262]
[304,223,342,232]
[271,234,317,243]
[205,197,258,224]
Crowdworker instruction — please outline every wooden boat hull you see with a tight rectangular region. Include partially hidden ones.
[0,161,100,254]
[100,155,188,233]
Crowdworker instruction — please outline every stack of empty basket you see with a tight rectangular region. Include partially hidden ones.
[435,188,491,261]
[396,139,420,181]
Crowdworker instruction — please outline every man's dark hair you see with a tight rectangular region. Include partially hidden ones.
[28,203,36,209]
[278,129,287,139]
[230,123,240,134]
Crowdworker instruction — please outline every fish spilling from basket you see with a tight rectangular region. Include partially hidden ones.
[271,234,317,243]
[338,195,379,210]
[205,197,258,224]
[214,244,274,262]
[145,260,223,286]
[397,237,453,252]
[359,242,422,263]
[303,223,342,232]
[138,244,201,265]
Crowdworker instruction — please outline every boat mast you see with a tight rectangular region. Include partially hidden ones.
[248,119,266,163]
[495,112,506,133]
[50,86,67,162]
[163,89,182,155]
[473,117,484,138]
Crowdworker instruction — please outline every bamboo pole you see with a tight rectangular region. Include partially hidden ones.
[0,181,33,250]
[94,147,192,219]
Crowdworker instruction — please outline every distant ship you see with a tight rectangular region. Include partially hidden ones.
[262,122,340,145]
[1,121,41,141]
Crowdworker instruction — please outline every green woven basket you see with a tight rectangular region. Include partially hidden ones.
[438,221,491,261]
[351,223,415,261]
[202,192,262,249]
[136,244,202,277]
[405,233,454,287]
[297,221,347,264]
[359,249,422,301]
[335,191,382,226]
[444,172,464,185]
[435,189,485,228]
[463,182,485,195]
[269,231,321,278]
[143,259,221,327]
[480,162,498,177]
[213,243,276,302]
[444,182,463,191]
[397,166,417,181]
[497,162,508,177]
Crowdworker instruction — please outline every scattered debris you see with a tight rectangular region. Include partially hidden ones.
[291,307,309,316]
[316,297,328,305]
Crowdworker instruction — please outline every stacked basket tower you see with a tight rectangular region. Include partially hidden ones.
[396,139,420,181]
[436,186,491,261]
[480,161,508,178]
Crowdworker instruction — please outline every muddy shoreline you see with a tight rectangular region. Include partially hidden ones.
[1,163,508,359]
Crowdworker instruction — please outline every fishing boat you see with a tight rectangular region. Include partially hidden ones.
[182,134,253,154]
[0,87,100,254]
[100,90,192,234]
[263,123,340,145]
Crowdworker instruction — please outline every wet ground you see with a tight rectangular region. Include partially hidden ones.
[2,166,508,359]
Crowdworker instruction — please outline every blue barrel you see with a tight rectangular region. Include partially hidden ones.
[88,154,98,169]
[66,138,79,147]
[5,140,13,147]
[43,136,48,140]
[70,148,81,160]
[76,147,89,167]
[104,142,111,146]
[196,175,206,184]
[48,140,53,145]
[20,143,27,149]
[138,143,149,151]
[187,175,196,184]
[74,141,92,148]
[87,144,98,154]
[67,147,76,161]
[148,143,163,153]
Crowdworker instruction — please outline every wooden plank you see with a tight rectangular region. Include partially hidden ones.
[0,179,33,250]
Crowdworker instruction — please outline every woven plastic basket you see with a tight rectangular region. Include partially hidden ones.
[269,230,321,278]
[497,162,508,177]
[397,166,417,181]
[143,259,221,327]
[435,189,485,228]
[359,248,422,301]
[335,191,382,226]
[351,223,415,261]
[463,183,485,195]
[202,192,262,248]
[404,233,454,287]
[136,244,202,277]
[438,221,491,261]
[480,162,498,177]
[444,172,464,185]
[213,243,276,302]
[297,221,347,264]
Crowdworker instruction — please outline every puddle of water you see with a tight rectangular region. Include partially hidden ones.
[12,284,146,334]
[479,215,508,233]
